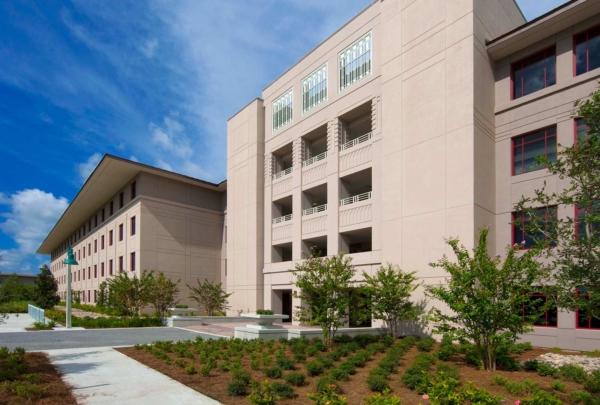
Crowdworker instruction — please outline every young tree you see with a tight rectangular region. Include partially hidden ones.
[515,87,600,320]
[33,265,60,309]
[293,254,354,347]
[148,272,179,318]
[187,279,231,316]
[0,275,35,303]
[363,264,418,338]
[427,229,545,371]
[104,271,154,316]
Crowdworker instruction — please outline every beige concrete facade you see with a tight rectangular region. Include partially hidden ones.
[227,0,600,349]
[39,156,226,307]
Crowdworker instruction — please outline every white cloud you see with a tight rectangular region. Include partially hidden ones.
[0,189,68,273]
[140,38,159,58]
[77,153,102,182]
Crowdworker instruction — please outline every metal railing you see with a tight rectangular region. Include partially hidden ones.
[303,203,327,216]
[339,131,372,151]
[28,304,46,324]
[302,151,327,167]
[272,213,293,224]
[340,191,372,206]
[272,166,293,180]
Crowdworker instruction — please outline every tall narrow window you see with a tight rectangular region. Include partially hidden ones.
[339,33,372,91]
[101,235,105,250]
[574,25,600,76]
[109,230,113,246]
[119,256,124,272]
[94,265,97,278]
[302,65,328,113]
[512,206,557,249]
[575,201,600,240]
[119,224,124,241]
[101,262,105,277]
[94,239,97,253]
[272,89,293,131]
[119,192,124,208]
[131,181,137,199]
[523,292,557,327]
[130,252,136,272]
[512,126,557,175]
[109,259,113,275]
[130,216,136,236]
[575,118,590,143]
[577,289,600,329]
[512,47,556,99]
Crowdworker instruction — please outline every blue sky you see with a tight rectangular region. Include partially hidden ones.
[0,0,568,274]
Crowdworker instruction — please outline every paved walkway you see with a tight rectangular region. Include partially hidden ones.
[0,313,35,332]
[0,327,217,350]
[46,346,220,405]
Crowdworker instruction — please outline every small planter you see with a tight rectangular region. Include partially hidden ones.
[168,307,197,317]
[241,313,289,328]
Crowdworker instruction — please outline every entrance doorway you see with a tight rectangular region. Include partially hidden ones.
[281,290,292,323]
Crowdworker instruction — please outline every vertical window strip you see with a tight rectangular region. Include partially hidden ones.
[339,33,372,91]
[302,65,328,113]
[272,89,293,131]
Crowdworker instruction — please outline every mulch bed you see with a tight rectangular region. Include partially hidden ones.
[0,352,77,405]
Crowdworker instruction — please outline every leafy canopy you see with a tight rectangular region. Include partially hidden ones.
[187,279,231,316]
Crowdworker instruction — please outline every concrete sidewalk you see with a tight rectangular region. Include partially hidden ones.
[0,313,35,332]
[46,346,221,405]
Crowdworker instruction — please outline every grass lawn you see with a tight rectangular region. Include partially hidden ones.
[0,347,77,404]
[118,335,600,404]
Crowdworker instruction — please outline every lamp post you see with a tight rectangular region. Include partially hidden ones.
[63,246,78,329]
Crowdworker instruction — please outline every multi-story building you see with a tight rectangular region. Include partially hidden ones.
[226,0,600,349]
[38,155,226,306]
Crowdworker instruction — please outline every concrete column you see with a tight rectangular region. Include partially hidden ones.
[327,118,341,256]
[292,137,303,260]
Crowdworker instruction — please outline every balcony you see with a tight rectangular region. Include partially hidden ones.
[303,203,327,216]
[339,168,372,229]
[272,214,293,224]
[272,196,293,242]
[339,102,372,172]
[273,166,293,180]
[340,192,371,206]
[302,125,328,186]
[339,131,372,152]
[302,151,327,167]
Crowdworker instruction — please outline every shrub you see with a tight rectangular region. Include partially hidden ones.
[460,343,483,368]
[306,360,324,376]
[570,390,600,405]
[228,378,249,396]
[271,382,295,399]
[461,383,501,405]
[551,380,566,392]
[367,372,389,392]
[308,384,347,405]
[521,390,562,405]
[32,321,55,330]
[437,334,456,361]
[522,359,539,371]
[2,380,45,400]
[585,370,600,393]
[265,366,282,379]
[536,362,558,377]
[401,353,435,393]
[0,347,26,382]
[249,380,277,405]
[313,339,327,352]
[256,309,274,315]
[363,391,402,405]
[492,375,538,395]
[427,371,462,405]
[330,367,350,381]
[316,375,339,394]
[0,300,28,313]
[185,365,197,375]
[558,364,588,384]
[416,337,435,352]
[284,371,306,387]
[276,355,295,370]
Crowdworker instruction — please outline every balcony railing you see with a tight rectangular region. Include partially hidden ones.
[340,191,372,206]
[272,166,293,180]
[303,203,327,216]
[302,151,327,167]
[339,132,372,151]
[272,214,293,224]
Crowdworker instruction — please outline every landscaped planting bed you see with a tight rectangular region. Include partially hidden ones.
[119,336,600,404]
[45,308,163,328]
[0,347,77,404]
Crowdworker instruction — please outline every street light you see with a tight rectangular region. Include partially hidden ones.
[63,246,78,328]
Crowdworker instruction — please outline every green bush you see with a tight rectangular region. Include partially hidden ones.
[306,360,325,376]
[265,366,282,379]
[492,375,539,395]
[367,372,389,392]
[521,390,562,405]
[276,354,295,370]
[363,391,402,405]
[0,347,26,382]
[536,362,558,377]
[32,321,55,330]
[228,378,249,396]
[427,371,462,405]
[308,383,347,405]
[416,337,435,352]
[44,309,163,328]
[551,380,566,392]
[558,364,588,384]
[522,359,539,371]
[437,334,456,361]
[256,309,274,315]
[1,380,45,400]
[460,383,501,405]
[249,380,277,405]
[401,353,435,393]
[284,371,306,387]
[570,390,600,405]
[0,300,28,313]
[316,375,339,394]
[271,382,295,399]
[585,370,600,393]
[185,365,196,375]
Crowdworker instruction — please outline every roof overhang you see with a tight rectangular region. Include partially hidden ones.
[37,154,226,254]
[487,0,597,61]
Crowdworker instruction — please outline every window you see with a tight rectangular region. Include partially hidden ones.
[101,262,104,277]
[119,192,124,208]
[512,47,556,99]
[110,201,114,216]
[131,181,137,199]
[94,265,97,278]
[109,259,113,275]
[88,243,91,256]
[512,126,557,175]
[88,267,91,279]
[575,118,591,143]
[119,256,124,272]
[119,224,124,241]
[94,290,97,303]
[82,247,85,259]
[574,25,600,76]
[109,230,113,246]
[302,65,327,113]
[94,239,97,253]
[512,206,557,249]
[130,252,136,272]
[101,235,104,250]
[577,289,600,329]
[272,89,293,131]
[130,216,136,236]
[339,32,372,91]
[523,292,557,327]
[83,267,86,280]
[575,201,600,240]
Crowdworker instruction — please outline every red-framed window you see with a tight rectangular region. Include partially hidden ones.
[523,292,558,327]
[512,206,557,249]
[512,126,557,175]
[512,47,556,99]
[574,25,600,76]
[574,117,589,144]
[576,289,600,329]
[575,201,600,240]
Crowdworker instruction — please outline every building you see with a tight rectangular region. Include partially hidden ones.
[226,0,600,350]
[37,155,226,306]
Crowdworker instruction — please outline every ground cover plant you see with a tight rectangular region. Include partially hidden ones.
[119,334,600,404]
[0,346,76,404]
[45,308,162,328]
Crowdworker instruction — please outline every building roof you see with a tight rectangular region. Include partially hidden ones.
[37,154,226,254]
[487,0,597,60]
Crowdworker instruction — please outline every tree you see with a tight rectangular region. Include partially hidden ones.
[148,272,179,318]
[103,271,154,316]
[187,279,231,316]
[363,264,418,338]
[0,275,35,304]
[293,254,354,347]
[515,87,600,320]
[427,229,545,371]
[33,265,60,309]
